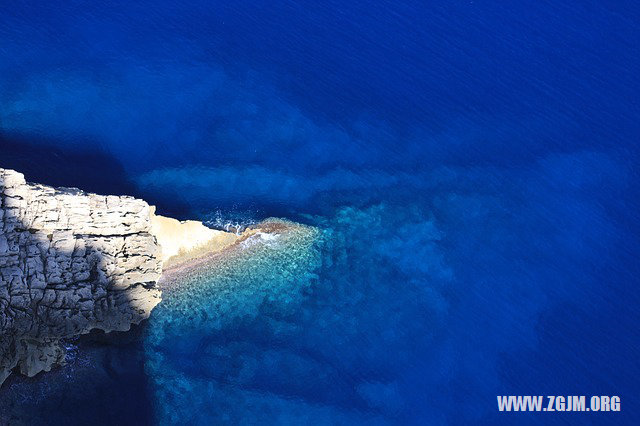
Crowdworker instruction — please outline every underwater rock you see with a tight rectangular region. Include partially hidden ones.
[0,168,163,386]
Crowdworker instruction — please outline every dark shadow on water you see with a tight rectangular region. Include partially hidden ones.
[0,327,155,426]
[0,130,191,218]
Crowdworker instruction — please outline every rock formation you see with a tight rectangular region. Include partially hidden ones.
[0,168,163,386]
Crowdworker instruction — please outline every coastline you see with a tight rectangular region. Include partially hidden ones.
[157,219,308,292]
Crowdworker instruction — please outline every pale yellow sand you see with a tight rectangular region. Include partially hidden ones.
[150,207,238,267]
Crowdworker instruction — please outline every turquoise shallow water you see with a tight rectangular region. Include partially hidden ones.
[144,214,449,424]
[146,220,326,424]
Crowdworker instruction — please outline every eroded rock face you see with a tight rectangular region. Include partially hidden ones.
[0,168,162,386]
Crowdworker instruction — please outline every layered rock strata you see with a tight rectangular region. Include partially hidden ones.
[0,168,162,386]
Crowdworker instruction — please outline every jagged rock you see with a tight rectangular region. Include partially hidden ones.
[0,168,163,386]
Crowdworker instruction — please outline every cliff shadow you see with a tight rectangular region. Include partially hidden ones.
[0,130,191,218]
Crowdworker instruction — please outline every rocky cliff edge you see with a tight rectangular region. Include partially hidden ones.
[0,168,163,385]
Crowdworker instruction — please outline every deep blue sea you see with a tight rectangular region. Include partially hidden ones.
[1,1,639,424]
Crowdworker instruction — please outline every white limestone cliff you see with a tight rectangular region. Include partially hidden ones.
[0,168,163,386]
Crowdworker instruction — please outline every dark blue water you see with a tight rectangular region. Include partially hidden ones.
[1,1,639,424]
